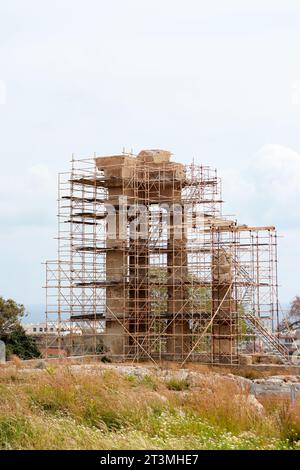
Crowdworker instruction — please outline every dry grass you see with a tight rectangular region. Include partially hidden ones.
[0,365,299,450]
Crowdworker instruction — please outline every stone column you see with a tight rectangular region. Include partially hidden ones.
[211,250,236,363]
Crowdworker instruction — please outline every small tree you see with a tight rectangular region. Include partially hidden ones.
[0,297,25,335]
[4,324,41,360]
[0,296,41,359]
[289,296,300,317]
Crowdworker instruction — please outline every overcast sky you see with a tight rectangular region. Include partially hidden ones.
[0,1,300,316]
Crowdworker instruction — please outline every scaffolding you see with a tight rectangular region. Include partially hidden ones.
[45,149,289,365]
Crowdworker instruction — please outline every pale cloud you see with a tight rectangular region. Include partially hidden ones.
[0,224,56,305]
[0,163,57,305]
[220,144,300,304]
[0,164,56,227]
[221,144,300,229]
[252,145,300,226]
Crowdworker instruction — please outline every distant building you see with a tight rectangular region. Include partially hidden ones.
[23,322,104,358]
[24,322,81,336]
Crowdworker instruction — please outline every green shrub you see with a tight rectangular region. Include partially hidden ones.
[166,378,190,391]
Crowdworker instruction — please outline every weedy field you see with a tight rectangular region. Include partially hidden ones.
[0,363,299,450]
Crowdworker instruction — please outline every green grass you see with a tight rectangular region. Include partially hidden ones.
[0,365,299,450]
[166,378,190,391]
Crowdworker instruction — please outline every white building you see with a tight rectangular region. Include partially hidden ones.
[23,322,80,336]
